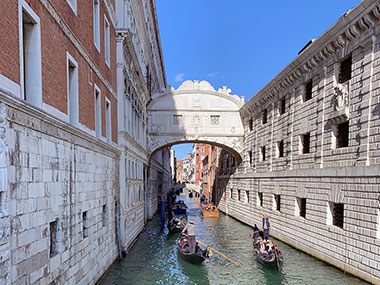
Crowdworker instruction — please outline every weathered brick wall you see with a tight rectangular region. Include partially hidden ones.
[0,0,20,85]
[218,1,380,284]
[0,95,120,284]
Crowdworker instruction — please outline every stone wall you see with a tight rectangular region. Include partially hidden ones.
[216,1,380,284]
[0,93,120,284]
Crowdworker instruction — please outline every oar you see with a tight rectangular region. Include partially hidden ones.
[219,232,252,244]
[220,229,262,244]
[196,240,239,266]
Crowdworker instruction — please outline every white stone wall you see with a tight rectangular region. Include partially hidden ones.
[219,1,380,284]
[0,97,119,285]
[115,0,171,252]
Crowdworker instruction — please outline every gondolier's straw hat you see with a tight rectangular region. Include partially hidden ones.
[190,219,194,224]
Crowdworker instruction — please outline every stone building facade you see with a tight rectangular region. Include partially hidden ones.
[115,0,171,251]
[0,0,171,284]
[215,1,380,283]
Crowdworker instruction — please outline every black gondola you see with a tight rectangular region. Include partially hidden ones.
[168,215,187,233]
[177,234,209,264]
[253,238,284,271]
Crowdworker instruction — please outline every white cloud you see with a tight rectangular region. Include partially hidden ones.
[174,73,185,82]
[207,72,219,77]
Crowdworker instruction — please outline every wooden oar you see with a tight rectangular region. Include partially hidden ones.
[219,232,252,244]
[220,229,262,244]
[197,240,239,266]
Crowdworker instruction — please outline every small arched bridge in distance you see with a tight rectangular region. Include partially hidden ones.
[147,80,245,161]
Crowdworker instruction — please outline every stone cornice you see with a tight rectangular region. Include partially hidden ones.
[149,0,167,87]
[103,0,118,27]
[230,165,380,179]
[40,0,117,99]
[242,0,380,115]
[0,89,120,157]
[120,131,149,157]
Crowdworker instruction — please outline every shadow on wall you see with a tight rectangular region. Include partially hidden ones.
[213,148,241,207]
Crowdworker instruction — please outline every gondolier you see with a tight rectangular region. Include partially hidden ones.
[262,213,270,241]
[182,219,196,253]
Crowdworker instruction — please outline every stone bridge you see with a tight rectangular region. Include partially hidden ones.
[147,80,245,161]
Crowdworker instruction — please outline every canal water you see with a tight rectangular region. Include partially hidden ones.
[99,192,367,285]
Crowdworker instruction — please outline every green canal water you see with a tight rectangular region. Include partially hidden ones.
[99,193,367,285]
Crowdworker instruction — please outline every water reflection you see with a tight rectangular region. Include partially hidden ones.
[178,256,210,285]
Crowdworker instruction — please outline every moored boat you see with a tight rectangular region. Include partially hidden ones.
[168,215,187,233]
[253,238,284,271]
[177,234,209,264]
[201,203,219,217]
[172,200,187,214]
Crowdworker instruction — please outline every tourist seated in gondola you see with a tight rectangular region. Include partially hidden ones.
[179,237,187,248]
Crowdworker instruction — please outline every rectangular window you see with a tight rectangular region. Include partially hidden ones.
[67,54,79,126]
[274,194,281,212]
[21,4,42,107]
[102,205,107,227]
[248,150,253,166]
[257,192,263,207]
[279,97,286,115]
[331,203,344,229]
[83,211,89,238]
[249,119,253,131]
[338,55,352,84]
[95,86,101,138]
[301,133,310,154]
[93,0,100,51]
[305,80,312,101]
[49,220,59,258]
[261,146,266,161]
[278,140,284,158]
[230,189,233,199]
[262,109,268,124]
[66,0,77,14]
[336,121,349,148]
[296,197,306,218]
[210,115,220,125]
[106,99,111,143]
[173,115,182,125]
[104,16,110,67]
[238,190,241,201]
[246,191,249,204]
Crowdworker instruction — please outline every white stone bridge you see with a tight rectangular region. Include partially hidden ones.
[147,80,245,161]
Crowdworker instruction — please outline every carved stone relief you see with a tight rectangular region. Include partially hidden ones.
[333,83,349,111]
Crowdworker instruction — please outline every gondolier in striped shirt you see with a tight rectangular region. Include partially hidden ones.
[182,219,196,253]
[262,213,270,241]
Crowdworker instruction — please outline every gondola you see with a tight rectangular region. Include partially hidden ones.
[171,200,187,214]
[253,238,284,271]
[177,234,209,264]
[168,215,187,233]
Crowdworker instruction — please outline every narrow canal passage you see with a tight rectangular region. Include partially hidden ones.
[100,192,366,285]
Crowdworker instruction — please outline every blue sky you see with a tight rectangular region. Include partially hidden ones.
[155,0,361,160]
